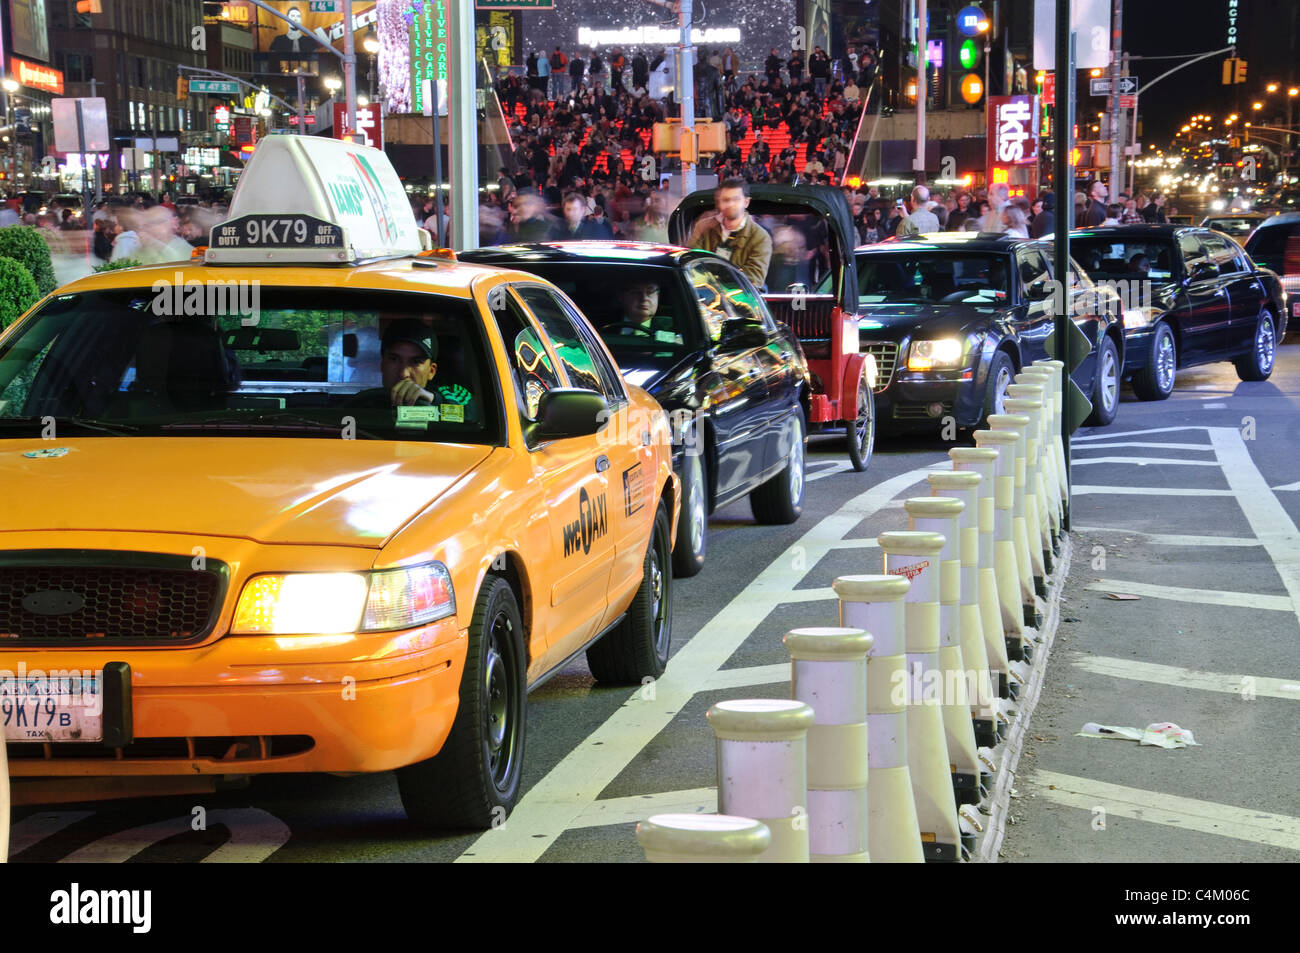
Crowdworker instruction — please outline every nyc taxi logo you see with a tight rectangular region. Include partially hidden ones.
[563,487,609,557]
[888,560,930,580]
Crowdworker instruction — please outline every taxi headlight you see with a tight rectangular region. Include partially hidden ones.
[231,564,455,635]
[907,337,965,371]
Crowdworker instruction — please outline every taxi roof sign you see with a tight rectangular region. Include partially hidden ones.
[206,136,431,265]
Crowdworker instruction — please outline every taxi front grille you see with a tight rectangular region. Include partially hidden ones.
[0,552,227,646]
[862,341,899,393]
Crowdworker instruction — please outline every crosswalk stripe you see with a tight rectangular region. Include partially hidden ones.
[703,663,789,692]
[8,811,94,858]
[1072,442,1218,452]
[1072,486,1236,496]
[1070,457,1220,467]
[1085,579,1293,611]
[570,788,716,830]
[1031,771,1300,852]
[1074,426,1210,442]
[1071,656,1300,700]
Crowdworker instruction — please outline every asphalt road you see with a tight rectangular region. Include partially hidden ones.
[9,340,1300,862]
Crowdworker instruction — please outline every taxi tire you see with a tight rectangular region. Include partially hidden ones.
[750,412,806,525]
[671,451,707,578]
[587,501,673,683]
[396,576,526,830]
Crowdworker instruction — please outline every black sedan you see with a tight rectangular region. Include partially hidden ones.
[842,231,1125,432]
[1070,225,1287,398]
[460,242,812,578]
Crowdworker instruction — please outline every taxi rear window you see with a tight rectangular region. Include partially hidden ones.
[0,287,503,444]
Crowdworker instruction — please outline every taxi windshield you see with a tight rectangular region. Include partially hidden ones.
[853,252,1011,305]
[0,287,502,444]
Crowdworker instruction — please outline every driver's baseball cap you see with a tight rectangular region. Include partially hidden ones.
[381,318,437,362]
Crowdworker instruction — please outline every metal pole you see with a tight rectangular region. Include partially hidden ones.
[915,0,926,182]
[343,0,357,138]
[679,0,696,197]
[431,77,445,248]
[446,0,477,250]
[75,100,90,230]
[1051,4,1074,526]
[297,73,306,136]
[1108,0,1123,197]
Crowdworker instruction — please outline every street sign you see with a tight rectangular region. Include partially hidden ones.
[309,0,336,9]
[1045,320,1095,433]
[52,97,110,153]
[1089,76,1138,97]
[189,80,241,95]
[333,102,383,149]
[1033,0,1110,70]
[1119,94,1136,110]
[1042,72,1055,106]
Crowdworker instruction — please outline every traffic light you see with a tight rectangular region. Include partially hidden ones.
[1222,58,1248,84]
[177,76,189,101]
[1235,59,1248,84]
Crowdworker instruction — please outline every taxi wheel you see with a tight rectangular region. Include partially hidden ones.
[750,412,805,524]
[671,451,707,578]
[587,501,672,683]
[397,576,526,830]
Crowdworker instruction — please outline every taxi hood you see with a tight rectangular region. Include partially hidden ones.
[0,438,493,548]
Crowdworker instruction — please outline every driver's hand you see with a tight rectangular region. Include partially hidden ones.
[391,380,434,406]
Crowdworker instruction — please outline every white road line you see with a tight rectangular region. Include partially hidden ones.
[1071,655,1300,700]
[778,587,839,604]
[1031,771,1300,852]
[57,809,291,864]
[806,461,855,483]
[1273,480,1300,492]
[1071,526,1260,547]
[1072,486,1236,497]
[1085,579,1293,611]
[1071,442,1217,452]
[569,788,716,830]
[455,462,945,863]
[1202,402,1228,409]
[1074,426,1210,442]
[703,663,790,692]
[8,811,94,858]
[1209,427,1300,628]
[1070,457,1221,467]
[825,538,882,549]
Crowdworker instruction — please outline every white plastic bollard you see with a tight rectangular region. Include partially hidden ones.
[1015,368,1062,543]
[1004,391,1054,577]
[1033,359,1070,511]
[927,470,998,747]
[972,428,1032,659]
[950,446,1013,700]
[902,498,981,808]
[833,574,925,863]
[707,699,815,863]
[986,413,1044,618]
[636,813,772,863]
[784,627,874,863]
[877,531,962,862]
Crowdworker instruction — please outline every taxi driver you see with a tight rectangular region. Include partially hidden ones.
[381,318,440,405]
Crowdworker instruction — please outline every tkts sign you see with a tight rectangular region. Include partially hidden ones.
[986,94,1039,190]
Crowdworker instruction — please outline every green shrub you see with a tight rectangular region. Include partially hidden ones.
[0,254,40,329]
[0,225,57,295]
[93,258,143,272]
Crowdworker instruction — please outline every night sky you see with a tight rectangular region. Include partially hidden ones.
[1122,0,1298,149]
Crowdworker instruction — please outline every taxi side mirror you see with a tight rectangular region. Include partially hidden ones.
[529,388,610,442]
[717,317,768,351]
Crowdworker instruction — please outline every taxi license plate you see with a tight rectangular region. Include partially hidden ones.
[1,671,104,743]
[1292,301,1299,318]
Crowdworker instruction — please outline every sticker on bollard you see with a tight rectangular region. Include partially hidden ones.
[636,813,772,863]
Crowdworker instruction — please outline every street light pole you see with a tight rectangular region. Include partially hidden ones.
[342,0,357,138]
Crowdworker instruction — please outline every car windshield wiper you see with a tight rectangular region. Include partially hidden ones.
[160,412,384,439]
[0,416,139,436]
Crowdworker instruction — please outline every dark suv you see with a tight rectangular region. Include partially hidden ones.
[1071,225,1288,398]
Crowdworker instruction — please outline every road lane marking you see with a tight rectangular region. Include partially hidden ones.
[1208,427,1300,628]
[704,663,789,691]
[1202,402,1228,409]
[1070,457,1221,467]
[1085,579,1293,611]
[8,811,94,858]
[778,587,839,604]
[570,788,716,830]
[1071,655,1300,700]
[1071,442,1217,452]
[806,460,855,483]
[1272,480,1300,492]
[1071,526,1260,547]
[1074,427,1210,442]
[1072,486,1236,496]
[456,463,944,863]
[1031,771,1300,852]
[57,809,291,864]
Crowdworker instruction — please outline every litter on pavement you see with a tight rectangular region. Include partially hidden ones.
[1078,722,1200,748]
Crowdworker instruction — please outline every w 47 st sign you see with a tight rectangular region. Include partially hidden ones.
[333,103,383,149]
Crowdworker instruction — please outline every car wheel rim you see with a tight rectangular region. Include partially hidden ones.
[484,613,517,788]
[855,386,873,453]
[994,365,1012,414]
[1156,333,1175,390]
[1101,348,1119,412]
[1257,317,1275,371]
[788,426,805,504]
[688,461,705,555]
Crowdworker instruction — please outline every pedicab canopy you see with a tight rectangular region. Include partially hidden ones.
[205,135,432,266]
[667,183,859,315]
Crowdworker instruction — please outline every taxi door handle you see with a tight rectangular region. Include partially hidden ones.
[596,455,610,472]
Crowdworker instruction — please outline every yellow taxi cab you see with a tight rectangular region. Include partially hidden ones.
[0,135,678,829]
